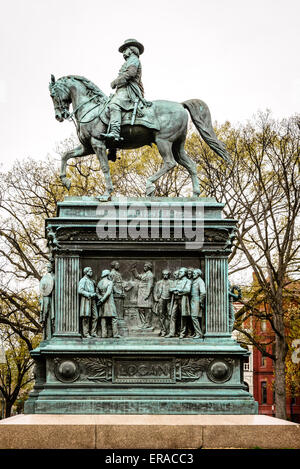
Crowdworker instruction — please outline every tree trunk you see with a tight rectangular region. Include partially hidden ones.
[274,328,287,420]
[5,401,13,418]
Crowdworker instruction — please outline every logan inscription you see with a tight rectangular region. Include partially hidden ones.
[113,358,176,383]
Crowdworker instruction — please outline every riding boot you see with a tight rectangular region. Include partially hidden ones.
[101,107,123,142]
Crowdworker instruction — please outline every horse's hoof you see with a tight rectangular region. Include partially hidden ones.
[146,184,156,197]
[61,177,71,190]
[96,193,112,202]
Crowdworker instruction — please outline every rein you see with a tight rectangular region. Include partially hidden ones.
[52,78,111,136]
[67,94,101,122]
[56,92,105,128]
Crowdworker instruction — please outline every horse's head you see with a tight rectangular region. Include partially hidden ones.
[49,75,71,122]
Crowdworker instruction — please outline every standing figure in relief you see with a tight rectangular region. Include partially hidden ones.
[131,262,154,329]
[186,267,194,280]
[173,270,180,281]
[187,268,206,339]
[228,282,242,333]
[109,261,125,319]
[166,267,192,338]
[39,262,55,340]
[153,269,173,337]
[78,267,98,338]
[97,270,120,338]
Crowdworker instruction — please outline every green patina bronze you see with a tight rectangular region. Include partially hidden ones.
[24,197,258,415]
[49,39,231,201]
[24,40,257,415]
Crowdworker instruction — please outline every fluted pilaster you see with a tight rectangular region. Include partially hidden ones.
[54,254,81,337]
[205,255,229,335]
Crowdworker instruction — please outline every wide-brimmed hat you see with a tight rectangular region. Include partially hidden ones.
[119,38,144,55]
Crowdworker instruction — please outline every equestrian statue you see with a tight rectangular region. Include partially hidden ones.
[49,38,231,201]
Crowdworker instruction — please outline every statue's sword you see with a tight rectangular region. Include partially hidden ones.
[169,293,175,320]
[131,98,139,125]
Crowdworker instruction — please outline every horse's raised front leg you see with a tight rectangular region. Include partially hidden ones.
[91,137,114,202]
[146,139,176,196]
[60,144,91,190]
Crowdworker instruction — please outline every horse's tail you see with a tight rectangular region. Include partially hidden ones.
[182,99,232,164]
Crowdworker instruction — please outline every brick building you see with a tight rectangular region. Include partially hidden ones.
[252,317,300,422]
[233,299,300,422]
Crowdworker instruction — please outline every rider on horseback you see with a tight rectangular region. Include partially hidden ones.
[101,38,151,142]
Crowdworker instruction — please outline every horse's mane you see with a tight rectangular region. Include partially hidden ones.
[60,75,108,101]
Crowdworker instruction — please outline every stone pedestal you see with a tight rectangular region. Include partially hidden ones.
[24,196,257,415]
[1,414,299,449]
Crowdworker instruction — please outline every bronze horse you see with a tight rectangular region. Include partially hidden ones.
[49,75,231,200]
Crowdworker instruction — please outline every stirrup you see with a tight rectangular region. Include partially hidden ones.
[101,132,123,142]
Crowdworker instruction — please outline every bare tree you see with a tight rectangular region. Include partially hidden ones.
[0,115,299,419]
[187,112,300,419]
[0,322,36,417]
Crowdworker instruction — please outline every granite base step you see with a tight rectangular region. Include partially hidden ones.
[0,414,299,449]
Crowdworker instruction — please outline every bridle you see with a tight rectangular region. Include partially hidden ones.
[66,94,102,123]
[52,86,106,129]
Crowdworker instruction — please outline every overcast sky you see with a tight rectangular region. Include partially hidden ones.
[0,0,299,170]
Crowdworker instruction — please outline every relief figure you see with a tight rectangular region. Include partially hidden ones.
[188,268,206,339]
[228,282,242,332]
[153,269,173,337]
[39,262,55,340]
[97,270,120,338]
[109,261,126,319]
[166,267,192,338]
[131,262,154,329]
[78,267,98,338]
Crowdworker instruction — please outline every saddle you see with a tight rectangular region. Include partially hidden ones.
[100,100,160,132]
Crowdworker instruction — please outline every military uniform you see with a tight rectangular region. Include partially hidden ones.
[97,272,120,338]
[110,267,125,319]
[109,53,144,111]
[39,271,55,340]
[167,277,192,337]
[228,283,241,332]
[186,275,206,338]
[132,265,154,329]
[154,278,173,336]
[102,38,147,141]
[78,274,98,337]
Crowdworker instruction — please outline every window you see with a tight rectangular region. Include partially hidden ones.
[244,356,250,371]
[261,353,267,367]
[261,320,267,332]
[261,381,267,404]
[260,345,267,367]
